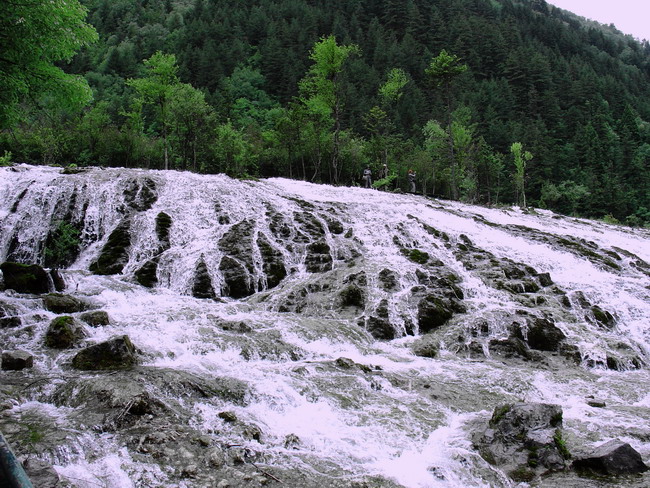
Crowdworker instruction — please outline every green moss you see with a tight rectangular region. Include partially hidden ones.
[339,284,364,308]
[44,316,77,349]
[89,219,131,275]
[490,404,512,426]
[0,262,50,294]
[509,467,535,482]
[401,248,429,264]
[527,449,539,467]
[550,411,563,427]
[553,429,571,459]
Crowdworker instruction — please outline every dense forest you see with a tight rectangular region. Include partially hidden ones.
[2,0,650,226]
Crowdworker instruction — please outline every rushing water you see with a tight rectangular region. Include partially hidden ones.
[1,165,649,487]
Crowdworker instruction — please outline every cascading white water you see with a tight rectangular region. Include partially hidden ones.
[1,165,649,488]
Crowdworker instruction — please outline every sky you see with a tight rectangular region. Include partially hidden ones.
[546,0,649,41]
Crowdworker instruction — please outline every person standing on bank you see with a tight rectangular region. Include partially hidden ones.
[363,166,372,188]
[408,169,416,193]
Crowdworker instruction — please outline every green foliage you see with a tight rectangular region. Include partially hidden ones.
[510,142,533,208]
[553,429,571,459]
[0,150,12,166]
[425,50,468,89]
[207,121,256,177]
[372,173,397,190]
[2,0,650,226]
[401,248,429,264]
[127,52,180,169]
[300,35,360,184]
[379,68,408,104]
[0,0,98,128]
[44,221,81,268]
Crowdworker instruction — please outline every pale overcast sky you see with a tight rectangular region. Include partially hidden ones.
[546,0,649,41]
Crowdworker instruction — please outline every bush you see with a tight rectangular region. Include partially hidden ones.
[44,221,81,268]
[0,150,12,166]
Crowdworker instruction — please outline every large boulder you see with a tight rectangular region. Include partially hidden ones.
[155,211,172,249]
[1,350,34,370]
[44,316,86,349]
[192,258,216,299]
[518,317,566,351]
[42,293,94,314]
[134,257,159,288]
[71,335,139,370]
[572,440,649,476]
[304,240,333,273]
[219,256,252,298]
[22,459,61,487]
[89,219,131,275]
[417,294,454,333]
[0,262,50,294]
[79,310,110,327]
[473,403,569,482]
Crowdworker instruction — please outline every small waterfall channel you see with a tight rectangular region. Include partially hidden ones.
[1,165,649,487]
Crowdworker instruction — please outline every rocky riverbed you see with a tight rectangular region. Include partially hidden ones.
[1,165,649,487]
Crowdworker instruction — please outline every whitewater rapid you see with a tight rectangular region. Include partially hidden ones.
[1,165,649,487]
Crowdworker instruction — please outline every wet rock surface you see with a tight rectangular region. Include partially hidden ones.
[1,350,34,370]
[572,440,649,476]
[1,168,649,488]
[192,257,216,299]
[44,316,86,349]
[0,262,50,294]
[71,335,139,370]
[42,293,95,314]
[89,219,132,275]
[473,403,570,482]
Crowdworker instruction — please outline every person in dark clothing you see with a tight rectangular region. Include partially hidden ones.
[378,164,388,180]
[363,166,372,188]
[408,169,416,193]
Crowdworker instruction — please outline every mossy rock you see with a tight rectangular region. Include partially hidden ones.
[305,240,332,273]
[0,262,50,294]
[155,212,172,249]
[79,310,110,327]
[134,258,159,288]
[257,235,287,289]
[89,219,132,275]
[366,316,395,340]
[219,256,252,298]
[71,335,139,370]
[378,268,399,291]
[523,317,566,351]
[412,338,439,358]
[192,258,216,299]
[591,306,615,329]
[401,248,429,264]
[339,284,364,308]
[123,177,157,211]
[1,350,34,370]
[44,316,86,349]
[325,217,344,234]
[43,293,93,314]
[417,294,453,333]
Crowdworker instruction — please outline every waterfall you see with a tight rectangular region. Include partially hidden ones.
[1,165,649,487]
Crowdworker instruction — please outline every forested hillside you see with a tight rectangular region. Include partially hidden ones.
[2,0,650,225]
